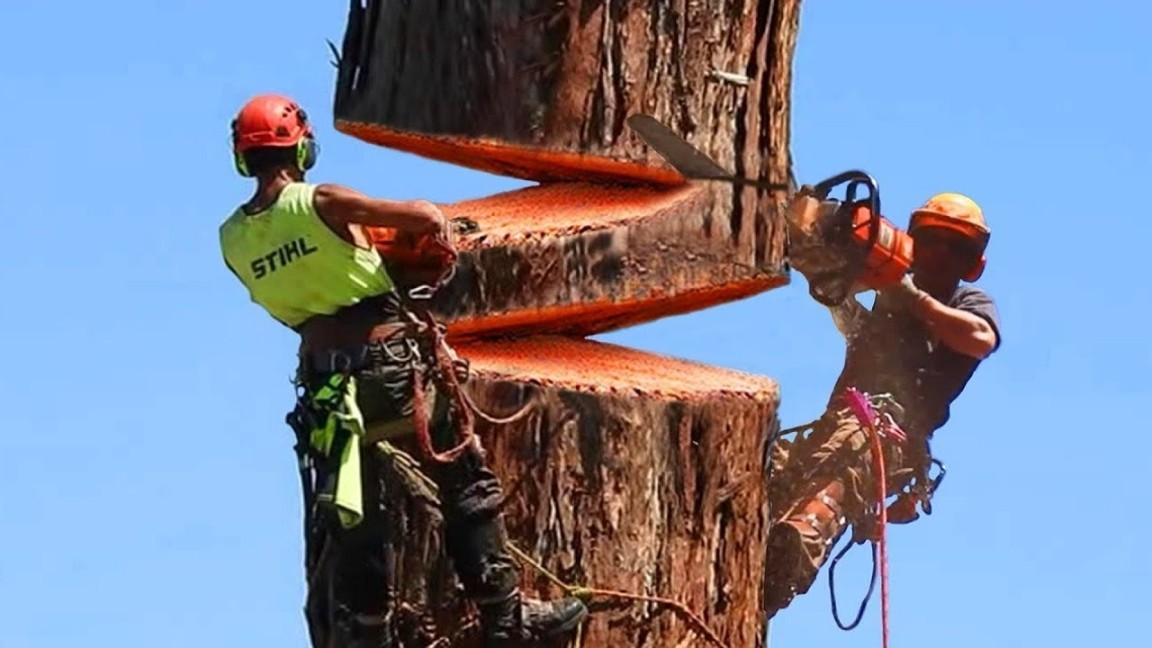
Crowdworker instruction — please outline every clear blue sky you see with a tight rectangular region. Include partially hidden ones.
[2,2,1147,646]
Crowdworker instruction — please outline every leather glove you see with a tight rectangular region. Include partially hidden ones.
[885,493,922,525]
[877,274,928,312]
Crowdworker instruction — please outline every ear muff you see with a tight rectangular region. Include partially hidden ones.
[234,149,252,178]
[963,254,986,282]
[297,136,318,172]
[963,231,990,282]
[230,118,252,177]
[230,139,315,177]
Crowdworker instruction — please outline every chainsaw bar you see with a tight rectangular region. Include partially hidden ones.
[625,114,791,192]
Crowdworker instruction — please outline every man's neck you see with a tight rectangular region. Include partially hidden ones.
[246,171,298,211]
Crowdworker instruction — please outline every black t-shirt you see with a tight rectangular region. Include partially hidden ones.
[830,284,1002,439]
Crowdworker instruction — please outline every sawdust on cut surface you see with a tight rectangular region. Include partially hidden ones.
[438,182,705,245]
[338,120,686,186]
[457,335,779,401]
[445,274,787,343]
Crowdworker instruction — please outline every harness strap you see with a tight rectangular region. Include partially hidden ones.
[403,307,477,464]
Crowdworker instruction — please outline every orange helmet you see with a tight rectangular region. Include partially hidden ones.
[909,193,989,243]
[909,192,990,281]
[230,94,317,176]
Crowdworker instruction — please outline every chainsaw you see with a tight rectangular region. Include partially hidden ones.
[626,114,914,307]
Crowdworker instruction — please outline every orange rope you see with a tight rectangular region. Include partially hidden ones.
[507,544,729,648]
[575,586,727,648]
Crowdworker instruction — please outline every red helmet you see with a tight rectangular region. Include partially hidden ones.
[230,94,318,176]
[231,94,313,151]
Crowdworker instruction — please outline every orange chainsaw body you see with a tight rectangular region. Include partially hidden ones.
[366,227,459,288]
[848,204,915,289]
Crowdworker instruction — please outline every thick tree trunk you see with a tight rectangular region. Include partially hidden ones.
[335,1,799,188]
[350,337,780,648]
[321,2,805,646]
[372,180,788,342]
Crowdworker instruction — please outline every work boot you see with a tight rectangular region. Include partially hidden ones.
[764,478,848,617]
[434,445,589,643]
[444,503,589,643]
[447,510,589,643]
[477,588,589,643]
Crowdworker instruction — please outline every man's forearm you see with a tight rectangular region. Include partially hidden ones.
[828,294,869,340]
[911,295,997,359]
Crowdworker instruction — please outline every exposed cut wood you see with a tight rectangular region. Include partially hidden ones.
[333,0,801,192]
[320,1,807,645]
[367,181,789,342]
[337,336,779,648]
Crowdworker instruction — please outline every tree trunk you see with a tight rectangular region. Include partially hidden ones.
[350,337,780,648]
[335,0,799,187]
[338,0,803,342]
[321,1,805,646]
[370,180,788,342]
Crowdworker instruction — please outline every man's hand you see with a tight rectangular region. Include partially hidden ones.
[878,274,929,312]
[424,203,451,240]
[879,274,999,359]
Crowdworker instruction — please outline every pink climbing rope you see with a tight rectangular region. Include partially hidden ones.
[843,387,907,648]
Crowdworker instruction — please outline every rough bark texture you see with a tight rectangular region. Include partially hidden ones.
[377,181,787,342]
[322,1,805,646]
[365,337,780,648]
[333,0,802,256]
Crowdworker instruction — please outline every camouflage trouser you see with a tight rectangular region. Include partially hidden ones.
[764,406,926,615]
[295,333,540,647]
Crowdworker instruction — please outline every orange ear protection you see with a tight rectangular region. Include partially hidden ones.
[964,249,987,282]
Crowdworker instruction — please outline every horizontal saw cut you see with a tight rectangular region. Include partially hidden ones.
[459,335,780,399]
[453,335,780,648]
[367,181,789,342]
[322,0,806,645]
[333,0,801,187]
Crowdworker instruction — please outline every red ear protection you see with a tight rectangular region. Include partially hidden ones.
[964,254,986,282]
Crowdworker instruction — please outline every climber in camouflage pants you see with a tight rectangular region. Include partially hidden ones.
[219,94,588,647]
[764,191,1003,617]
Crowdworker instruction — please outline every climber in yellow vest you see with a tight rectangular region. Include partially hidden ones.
[219,94,588,647]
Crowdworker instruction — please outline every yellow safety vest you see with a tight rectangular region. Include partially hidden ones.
[219,182,395,328]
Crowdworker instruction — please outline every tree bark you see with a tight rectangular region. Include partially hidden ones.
[371,180,788,342]
[334,0,800,186]
[347,337,780,648]
[320,2,806,646]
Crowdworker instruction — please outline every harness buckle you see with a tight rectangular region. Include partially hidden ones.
[407,285,435,301]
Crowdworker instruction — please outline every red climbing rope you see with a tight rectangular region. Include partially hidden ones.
[844,387,906,648]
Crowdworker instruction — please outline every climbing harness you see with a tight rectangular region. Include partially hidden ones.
[283,223,547,529]
[399,246,536,464]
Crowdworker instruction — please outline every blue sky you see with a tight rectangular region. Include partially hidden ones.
[2,2,1147,646]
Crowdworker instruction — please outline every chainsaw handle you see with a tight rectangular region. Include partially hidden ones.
[846,178,882,250]
[810,170,882,248]
[810,170,876,200]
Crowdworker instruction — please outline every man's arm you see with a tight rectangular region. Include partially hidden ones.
[908,286,1001,360]
[313,183,447,236]
[827,292,871,340]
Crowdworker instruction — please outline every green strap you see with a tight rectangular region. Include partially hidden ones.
[307,373,367,529]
